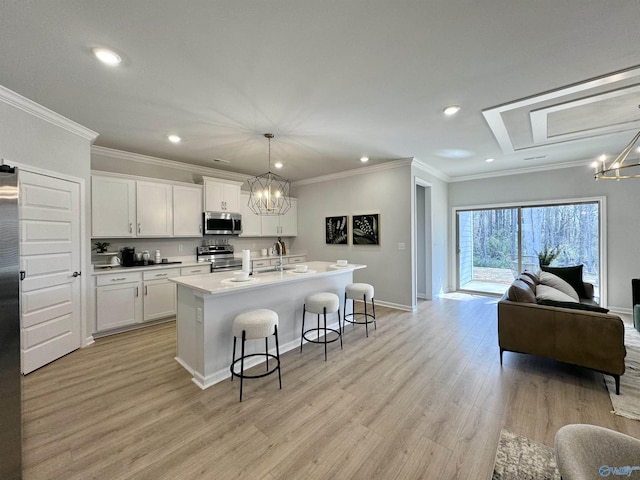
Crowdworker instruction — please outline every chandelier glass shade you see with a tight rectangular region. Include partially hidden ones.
[247,134,291,216]
[594,130,640,180]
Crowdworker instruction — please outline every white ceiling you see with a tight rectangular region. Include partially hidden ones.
[1,1,639,181]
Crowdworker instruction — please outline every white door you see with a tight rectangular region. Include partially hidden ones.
[19,171,82,374]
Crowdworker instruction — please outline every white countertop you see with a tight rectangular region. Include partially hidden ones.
[92,259,202,275]
[170,261,364,296]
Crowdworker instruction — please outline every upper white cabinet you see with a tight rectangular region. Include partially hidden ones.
[261,198,297,236]
[203,178,241,213]
[136,181,173,237]
[91,176,136,237]
[91,174,203,239]
[238,194,297,237]
[173,184,203,237]
[239,193,262,237]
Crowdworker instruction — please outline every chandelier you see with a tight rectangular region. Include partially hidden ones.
[594,130,640,180]
[247,133,291,215]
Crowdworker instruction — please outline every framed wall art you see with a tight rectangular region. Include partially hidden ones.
[352,214,379,245]
[325,216,348,244]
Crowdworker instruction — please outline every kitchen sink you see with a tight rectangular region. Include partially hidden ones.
[253,265,296,274]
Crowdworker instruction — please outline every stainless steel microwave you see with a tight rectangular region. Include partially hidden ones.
[203,211,242,235]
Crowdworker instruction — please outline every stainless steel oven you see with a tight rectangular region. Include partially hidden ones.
[197,245,243,272]
[203,211,242,235]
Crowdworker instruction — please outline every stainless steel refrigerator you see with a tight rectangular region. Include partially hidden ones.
[0,164,22,479]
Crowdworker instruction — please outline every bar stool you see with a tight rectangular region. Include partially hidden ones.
[230,309,282,402]
[344,283,376,337]
[300,292,342,361]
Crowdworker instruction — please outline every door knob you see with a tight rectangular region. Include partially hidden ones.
[72,271,81,277]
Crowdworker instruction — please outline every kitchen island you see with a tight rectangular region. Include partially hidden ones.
[170,261,365,389]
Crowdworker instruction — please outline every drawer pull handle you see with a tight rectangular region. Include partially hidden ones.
[112,277,127,281]
[155,273,167,277]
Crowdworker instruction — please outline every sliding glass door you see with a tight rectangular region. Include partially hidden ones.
[457,201,600,296]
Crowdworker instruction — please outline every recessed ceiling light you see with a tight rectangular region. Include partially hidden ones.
[274,162,283,169]
[443,105,461,116]
[360,157,369,163]
[485,158,495,163]
[167,134,181,144]
[599,154,607,162]
[92,47,121,65]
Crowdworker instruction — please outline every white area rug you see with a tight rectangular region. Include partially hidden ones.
[605,323,640,421]
[492,429,560,480]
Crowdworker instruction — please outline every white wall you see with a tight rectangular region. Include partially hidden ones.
[292,162,410,309]
[448,165,640,310]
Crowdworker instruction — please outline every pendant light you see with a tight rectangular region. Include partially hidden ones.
[594,130,640,180]
[247,133,291,215]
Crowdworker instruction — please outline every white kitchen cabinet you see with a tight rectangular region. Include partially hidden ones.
[136,181,173,237]
[91,176,136,237]
[238,195,297,238]
[203,178,242,213]
[173,184,203,237]
[96,272,143,331]
[142,268,180,322]
[180,265,210,276]
[261,198,297,237]
[239,193,261,237]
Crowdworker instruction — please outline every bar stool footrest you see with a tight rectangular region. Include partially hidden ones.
[344,312,376,325]
[302,328,342,344]
[230,353,280,379]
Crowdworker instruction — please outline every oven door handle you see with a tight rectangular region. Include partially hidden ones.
[212,265,243,272]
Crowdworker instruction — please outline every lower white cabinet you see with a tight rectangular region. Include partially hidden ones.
[142,268,180,322]
[95,266,206,334]
[96,272,143,331]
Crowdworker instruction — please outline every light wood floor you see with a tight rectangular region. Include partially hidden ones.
[22,295,640,479]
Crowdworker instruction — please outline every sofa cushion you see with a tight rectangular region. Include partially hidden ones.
[539,271,579,301]
[536,285,579,303]
[507,279,537,303]
[540,265,588,299]
[521,271,540,285]
[538,299,609,313]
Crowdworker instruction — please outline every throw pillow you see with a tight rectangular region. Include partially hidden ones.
[535,284,579,303]
[521,271,540,285]
[539,271,579,301]
[540,265,588,299]
[507,280,537,303]
[537,299,609,313]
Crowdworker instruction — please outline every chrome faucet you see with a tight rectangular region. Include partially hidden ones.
[274,239,284,272]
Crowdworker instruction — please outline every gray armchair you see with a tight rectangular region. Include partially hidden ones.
[555,424,640,480]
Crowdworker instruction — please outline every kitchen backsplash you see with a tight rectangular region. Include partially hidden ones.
[92,236,301,262]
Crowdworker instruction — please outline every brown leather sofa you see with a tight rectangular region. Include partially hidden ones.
[498,273,626,394]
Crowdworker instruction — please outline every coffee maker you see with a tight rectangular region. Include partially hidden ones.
[121,247,136,267]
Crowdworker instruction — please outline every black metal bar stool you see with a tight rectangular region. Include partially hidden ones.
[344,283,376,337]
[300,292,342,361]
[230,308,281,402]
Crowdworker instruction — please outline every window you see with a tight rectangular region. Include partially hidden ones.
[456,200,602,297]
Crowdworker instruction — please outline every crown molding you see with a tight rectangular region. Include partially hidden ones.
[293,158,414,186]
[411,158,451,182]
[91,145,249,182]
[0,85,98,141]
[448,158,592,183]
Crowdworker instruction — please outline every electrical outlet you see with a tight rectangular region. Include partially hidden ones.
[178,244,183,252]
[196,308,203,323]
[398,243,405,251]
